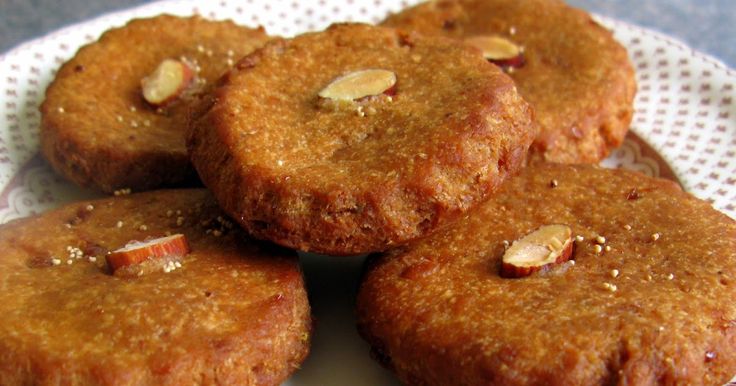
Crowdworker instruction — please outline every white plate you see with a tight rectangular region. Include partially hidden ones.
[0,1,734,385]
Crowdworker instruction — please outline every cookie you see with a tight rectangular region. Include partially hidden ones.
[187,23,535,256]
[0,189,311,385]
[382,0,637,163]
[357,163,736,385]
[40,15,271,193]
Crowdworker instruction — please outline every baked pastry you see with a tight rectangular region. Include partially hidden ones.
[40,15,271,193]
[382,0,636,163]
[188,23,535,255]
[0,189,311,385]
[357,163,736,385]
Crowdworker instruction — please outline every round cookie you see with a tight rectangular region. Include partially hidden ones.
[187,23,535,256]
[0,189,311,385]
[357,164,736,385]
[382,0,637,163]
[40,15,271,193]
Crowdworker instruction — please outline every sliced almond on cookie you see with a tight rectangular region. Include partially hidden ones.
[465,36,525,69]
[106,234,190,273]
[500,224,573,278]
[141,59,194,106]
[318,69,397,101]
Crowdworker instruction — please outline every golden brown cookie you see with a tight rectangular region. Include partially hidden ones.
[188,23,535,256]
[0,189,311,385]
[40,15,271,193]
[357,164,736,385]
[383,0,637,163]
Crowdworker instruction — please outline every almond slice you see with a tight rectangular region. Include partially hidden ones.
[500,224,574,278]
[464,36,525,69]
[318,69,397,101]
[106,234,190,272]
[141,59,194,106]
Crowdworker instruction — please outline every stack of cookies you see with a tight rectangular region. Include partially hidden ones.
[1,0,733,385]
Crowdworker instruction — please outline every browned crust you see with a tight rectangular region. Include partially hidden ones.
[357,164,736,385]
[188,23,535,255]
[40,15,271,193]
[0,189,311,385]
[40,123,196,193]
[382,0,637,164]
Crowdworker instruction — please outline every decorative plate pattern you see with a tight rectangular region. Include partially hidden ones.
[0,1,734,385]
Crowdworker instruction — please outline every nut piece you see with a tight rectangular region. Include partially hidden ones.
[464,36,525,69]
[318,69,397,101]
[501,224,574,278]
[106,234,190,273]
[141,59,194,106]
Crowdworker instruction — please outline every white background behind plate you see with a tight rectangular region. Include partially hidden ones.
[0,0,734,385]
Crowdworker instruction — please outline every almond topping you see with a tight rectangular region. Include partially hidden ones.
[464,35,525,69]
[318,69,397,101]
[500,224,574,278]
[106,234,190,273]
[141,59,194,106]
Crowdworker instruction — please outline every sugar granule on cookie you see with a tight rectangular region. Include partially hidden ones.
[188,23,535,255]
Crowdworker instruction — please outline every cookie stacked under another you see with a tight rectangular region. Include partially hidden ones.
[188,23,535,256]
[357,164,736,385]
[383,0,637,163]
[41,15,271,193]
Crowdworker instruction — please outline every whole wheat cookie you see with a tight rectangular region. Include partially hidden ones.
[0,189,311,385]
[40,15,271,193]
[382,0,637,163]
[188,23,535,256]
[357,163,736,385]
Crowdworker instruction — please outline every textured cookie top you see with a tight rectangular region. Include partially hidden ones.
[358,164,736,385]
[188,23,535,255]
[383,0,636,163]
[40,15,270,193]
[0,190,310,385]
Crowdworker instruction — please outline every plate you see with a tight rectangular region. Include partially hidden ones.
[0,1,734,385]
